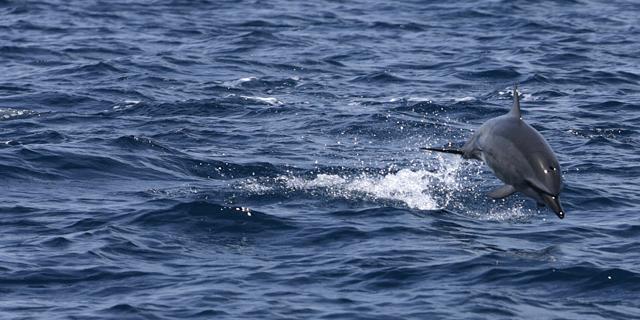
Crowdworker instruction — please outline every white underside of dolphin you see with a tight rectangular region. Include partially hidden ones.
[424,85,565,219]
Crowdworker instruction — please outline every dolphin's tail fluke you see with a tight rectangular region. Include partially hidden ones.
[421,147,464,156]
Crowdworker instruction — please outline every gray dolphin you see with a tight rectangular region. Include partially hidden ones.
[424,86,565,219]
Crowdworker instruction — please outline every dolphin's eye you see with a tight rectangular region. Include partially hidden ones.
[549,166,556,172]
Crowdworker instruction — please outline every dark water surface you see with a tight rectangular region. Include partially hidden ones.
[1,0,639,319]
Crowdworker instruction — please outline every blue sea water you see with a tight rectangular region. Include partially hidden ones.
[1,0,639,318]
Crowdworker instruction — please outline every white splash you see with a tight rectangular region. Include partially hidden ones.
[240,156,467,211]
[454,96,476,102]
[237,178,274,193]
[345,169,440,210]
[0,107,38,120]
[224,76,257,87]
[239,95,283,106]
[407,97,433,103]
[113,100,141,111]
[238,77,257,83]
[477,202,533,222]
[499,87,536,101]
[235,155,544,221]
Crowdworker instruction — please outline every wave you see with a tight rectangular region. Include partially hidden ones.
[130,201,296,234]
[111,135,177,153]
[350,71,410,83]
[462,68,522,80]
[0,266,156,285]
[105,94,294,117]
[0,91,107,111]
[52,61,125,76]
[369,21,428,32]
[476,264,640,293]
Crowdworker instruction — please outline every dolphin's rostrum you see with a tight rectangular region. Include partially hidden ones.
[424,86,565,219]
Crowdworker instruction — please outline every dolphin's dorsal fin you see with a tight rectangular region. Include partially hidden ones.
[509,84,522,118]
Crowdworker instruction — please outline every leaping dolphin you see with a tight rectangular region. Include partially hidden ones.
[424,86,566,219]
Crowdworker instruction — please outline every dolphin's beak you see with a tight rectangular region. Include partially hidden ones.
[542,194,565,219]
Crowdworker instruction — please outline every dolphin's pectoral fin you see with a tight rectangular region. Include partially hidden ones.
[488,184,517,199]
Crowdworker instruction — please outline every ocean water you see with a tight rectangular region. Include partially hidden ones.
[1,0,639,319]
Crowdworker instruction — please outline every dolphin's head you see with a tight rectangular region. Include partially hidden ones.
[527,151,565,219]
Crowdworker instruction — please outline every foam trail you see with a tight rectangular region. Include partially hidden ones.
[237,155,538,221]
[241,157,467,211]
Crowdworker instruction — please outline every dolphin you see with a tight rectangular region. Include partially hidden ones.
[423,85,565,219]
